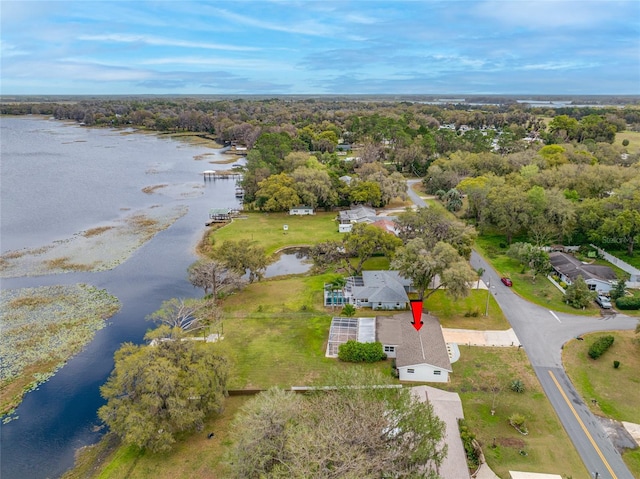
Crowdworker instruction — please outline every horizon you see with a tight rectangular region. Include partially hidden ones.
[2,1,639,96]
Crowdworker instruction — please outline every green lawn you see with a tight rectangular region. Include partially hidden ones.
[205,211,341,256]
[562,330,640,476]
[215,274,395,389]
[424,289,509,330]
[615,130,640,155]
[475,234,601,316]
[67,271,591,479]
[444,347,589,479]
[446,346,588,479]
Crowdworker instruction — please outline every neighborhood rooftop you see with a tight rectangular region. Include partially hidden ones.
[549,252,617,283]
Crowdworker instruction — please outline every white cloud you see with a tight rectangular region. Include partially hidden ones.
[141,56,294,71]
[205,6,338,37]
[0,40,29,57]
[78,34,260,52]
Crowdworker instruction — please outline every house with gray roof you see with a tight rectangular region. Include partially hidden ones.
[324,270,411,310]
[549,252,617,293]
[326,311,452,383]
[338,205,378,232]
[377,312,452,382]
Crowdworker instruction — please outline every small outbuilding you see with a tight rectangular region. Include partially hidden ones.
[289,206,314,216]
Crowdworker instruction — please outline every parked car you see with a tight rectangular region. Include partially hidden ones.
[501,277,513,287]
[596,295,612,309]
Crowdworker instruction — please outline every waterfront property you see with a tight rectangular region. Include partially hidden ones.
[378,313,452,382]
[325,312,452,383]
[337,205,377,233]
[324,270,412,310]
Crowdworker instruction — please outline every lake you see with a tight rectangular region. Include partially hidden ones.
[0,117,244,478]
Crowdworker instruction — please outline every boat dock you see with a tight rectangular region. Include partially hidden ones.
[206,208,242,225]
[202,170,242,180]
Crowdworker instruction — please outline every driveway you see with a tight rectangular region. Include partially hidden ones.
[472,251,637,479]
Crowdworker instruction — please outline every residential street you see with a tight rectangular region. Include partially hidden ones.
[405,181,637,478]
[471,251,637,479]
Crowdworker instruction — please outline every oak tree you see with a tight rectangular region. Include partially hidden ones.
[98,326,228,453]
[230,369,446,479]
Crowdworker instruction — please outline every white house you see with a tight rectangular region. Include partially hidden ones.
[326,313,453,384]
[289,206,314,216]
[549,252,617,293]
[377,312,452,383]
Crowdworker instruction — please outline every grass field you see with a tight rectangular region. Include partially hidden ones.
[424,289,509,330]
[70,347,590,479]
[445,347,589,479]
[67,270,589,479]
[615,130,640,154]
[203,211,342,256]
[563,330,640,475]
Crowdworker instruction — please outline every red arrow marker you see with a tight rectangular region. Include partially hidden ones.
[410,299,424,331]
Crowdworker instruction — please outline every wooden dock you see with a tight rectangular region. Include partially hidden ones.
[202,170,242,180]
[206,208,242,226]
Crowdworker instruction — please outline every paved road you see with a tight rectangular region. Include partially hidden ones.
[405,180,637,477]
[471,251,637,479]
[406,179,426,207]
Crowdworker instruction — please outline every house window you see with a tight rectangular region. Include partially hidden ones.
[433,370,441,375]
[407,368,415,373]
[384,346,395,353]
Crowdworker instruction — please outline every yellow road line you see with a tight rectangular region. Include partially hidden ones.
[548,370,617,479]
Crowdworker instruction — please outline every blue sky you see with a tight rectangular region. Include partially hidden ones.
[1,0,639,95]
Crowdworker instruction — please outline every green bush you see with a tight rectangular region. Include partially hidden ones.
[458,419,480,469]
[613,360,620,369]
[588,335,615,359]
[615,296,640,310]
[338,340,386,363]
[510,379,525,393]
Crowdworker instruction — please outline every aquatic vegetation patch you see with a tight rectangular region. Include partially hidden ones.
[0,284,120,416]
[45,256,95,271]
[83,226,115,237]
[141,184,168,194]
[0,204,187,278]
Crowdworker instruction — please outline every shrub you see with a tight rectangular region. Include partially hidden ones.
[458,419,480,469]
[588,335,615,359]
[341,304,357,316]
[613,360,620,369]
[559,281,567,289]
[615,296,640,310]
[338,340,386,363]
[509,413,528,434]
[510,379,525,393]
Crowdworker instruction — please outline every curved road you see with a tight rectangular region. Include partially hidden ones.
[407,180,637,478]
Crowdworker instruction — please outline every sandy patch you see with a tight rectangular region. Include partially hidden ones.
[0,203,188,278]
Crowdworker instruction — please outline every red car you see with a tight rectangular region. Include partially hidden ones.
[501,277,513,287]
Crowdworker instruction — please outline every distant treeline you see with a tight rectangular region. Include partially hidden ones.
[2,97,638,148]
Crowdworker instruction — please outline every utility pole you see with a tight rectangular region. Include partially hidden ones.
[485,279,491,316]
